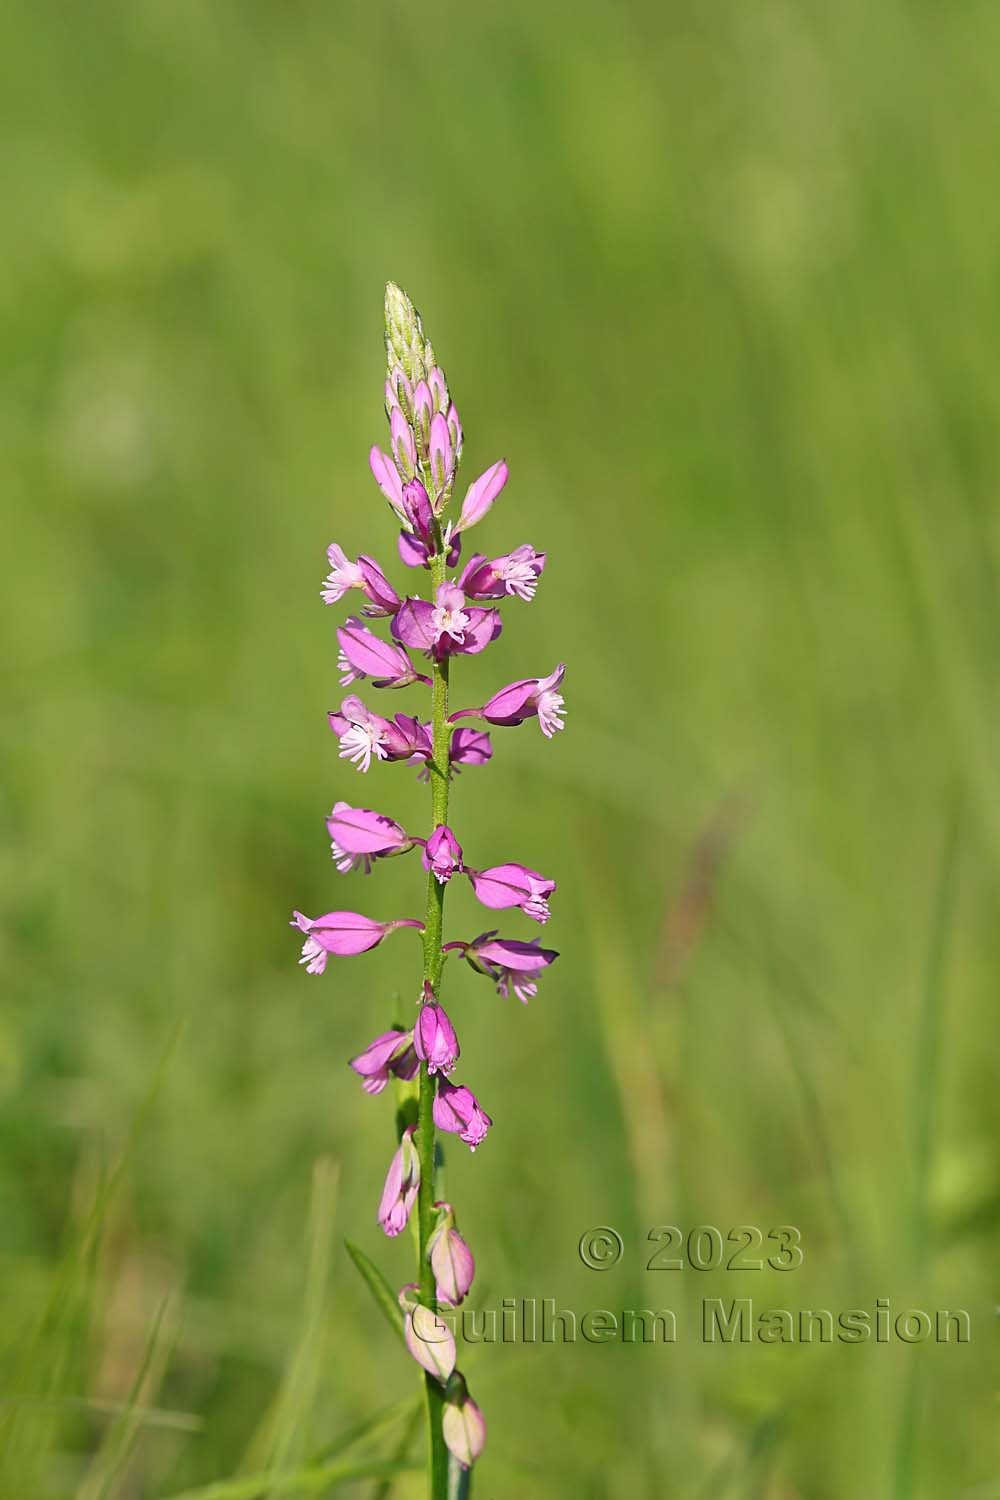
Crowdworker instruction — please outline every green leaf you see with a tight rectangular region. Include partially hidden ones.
[161,1456,419,1500]
[309,1394,420,1465]
[343,1242,405,1345]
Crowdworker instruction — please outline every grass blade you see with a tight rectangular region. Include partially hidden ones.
[161,1456,419,1500]
[343,1242,404,1345]
[894,801,962,1500]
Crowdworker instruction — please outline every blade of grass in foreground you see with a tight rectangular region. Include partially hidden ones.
[308,1394,420,1466]
[77,1293,174,1500]
[370,1401,422,1500]
[247,1158,339,1491]
[160,1456,420,1500]
[344,1240,406,1344]
[893,801,962,1500]
[0,1020,186,1496]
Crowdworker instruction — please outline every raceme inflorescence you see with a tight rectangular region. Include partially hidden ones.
[290,284,565,1491]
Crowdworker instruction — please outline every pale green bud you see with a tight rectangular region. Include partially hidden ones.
[384,281,432,388]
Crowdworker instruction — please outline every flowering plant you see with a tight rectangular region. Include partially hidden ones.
[292,284,564,1493]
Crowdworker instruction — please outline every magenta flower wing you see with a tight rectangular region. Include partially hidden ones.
[337,617,425,689]
[479,663,566,735]
[349,1028,417,1094]
[356,555,401,616]
[393,585,500,660]
[290,909,423,970]
[451,459,508,536]
[433,1080,492,1150]
[369,446,406,518]
[392,596,438,653]
[457,606,502,655]
[467,863,556,924]
[463,932,559,1001]
[326,801,412,872]
[398,529,432,569]
[401,480,434,544]
[450,728,492,768]
[460,545,546,602]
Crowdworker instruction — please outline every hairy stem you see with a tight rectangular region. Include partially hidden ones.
[418,543,451,1497]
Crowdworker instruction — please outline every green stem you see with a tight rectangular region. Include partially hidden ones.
[418,542,451,1499]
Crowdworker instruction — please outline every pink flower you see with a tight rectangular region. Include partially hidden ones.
[290,910,423,973]
[448,460,508,537]
[447,404,463,467]
[411,379,433,452]
[479,663,566,737]
[326,801,412,873]
[337,617,428,689]
[459,544,546,603]
[321,548,402,616]
[384,365,414,418]
[356,555,401,617]
[427,366,449,413]
[390,407,417,481]
[396,479,464,570]
[450,728,492,769]
[433,1080,492,1150]
[328,696,432,772]
[349,1027,418,1094]
[428,410,456,505]
[393,584,502,660]
[398,1283,456,1383]
[414,729,493,785]
[398,529,432,569]
[328,697,393,772]
[428,1202,475,1306]
[466,863,556,924]
[461,931,559,1002]
[321,543,365,604]
[401,479,434,547]
[369,446,406,518]
[422,825,463,884]
[442,1382,486,1469]
[378,1127,420,1237]
[414,998,460,1075]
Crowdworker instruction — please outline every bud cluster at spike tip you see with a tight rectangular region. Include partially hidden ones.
[289,282,568,1474]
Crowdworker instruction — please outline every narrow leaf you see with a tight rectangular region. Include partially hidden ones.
[344,1242,405,1344]
[162,1457,419,1500]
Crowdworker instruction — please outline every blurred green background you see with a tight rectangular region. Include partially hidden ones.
[2,1,999,1495]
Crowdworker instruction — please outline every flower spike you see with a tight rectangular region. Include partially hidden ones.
[291,282,565,1478]
[290,910,423,973]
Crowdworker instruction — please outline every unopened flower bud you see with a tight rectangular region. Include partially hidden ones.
[384,282,435,390]
[398,1283,456,1384]
[422,825,463,884]
[377,1126,420,1237]
[428,1202,475,1305]
[442,1374,486,1469]
[414,1000,460,1076]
